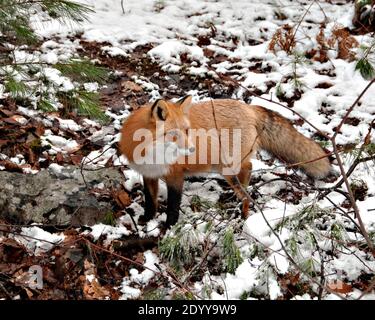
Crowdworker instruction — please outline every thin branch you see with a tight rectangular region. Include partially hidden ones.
[332,78,375,139]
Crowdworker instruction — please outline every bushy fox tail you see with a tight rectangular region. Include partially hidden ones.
[254,106,332,179]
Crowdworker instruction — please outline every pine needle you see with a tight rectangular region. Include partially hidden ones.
[222,227,243,274]
[39,0,94,24]
[54,59,109,84]
[355,58,375,80]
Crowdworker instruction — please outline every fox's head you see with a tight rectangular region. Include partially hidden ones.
[121,95,196,168]
[150,96,195,161]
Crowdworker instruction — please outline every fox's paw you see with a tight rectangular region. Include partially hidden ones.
[138,214,154,226]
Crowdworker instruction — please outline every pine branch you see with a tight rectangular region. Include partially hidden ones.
[54,59,108,83]
[57,90,109,122]
[37,98,56,112]
[222,227,243,274]
[39,0,94,23]
[0,1,110,121]
[356,58,375,80]
[4,76,29,98]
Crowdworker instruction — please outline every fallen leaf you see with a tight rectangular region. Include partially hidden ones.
[0,160,23,173]
[121,80,143,93]
[82,259,110,300]
[11,115,28,125]
[25,287,34,298]
[34,125,45,137]
[327,280,353,294]
[2,117,21,125]
[70,154,83,165]
[0,109,14,117]
[56,152,64,164]
[115,190,131,208]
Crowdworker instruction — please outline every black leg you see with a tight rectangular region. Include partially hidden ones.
[165,184,183,227]
[140,178,158,224]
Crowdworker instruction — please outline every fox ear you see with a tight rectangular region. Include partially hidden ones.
[177,95,192,114]
[151,99,169,121]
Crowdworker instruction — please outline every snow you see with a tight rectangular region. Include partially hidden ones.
[211,258,261,300]
[101,46,129,57]
[120,250,159,300]
[83,82,99,92]
[49,163,64,175]
[0,84,5,99]
[123,169,143,191]
[146,220,160,237]
[357,200,375,231]
[130,250,159,285]
[149,41,207,65]
[90,223,131,242]
[2,0,374,300]
[82,148,117,168]
[182,179,223,207]
[243,199,298,248]
[41,131,81,154]
[119,282,142,300]
[14,226,64,256]
[331,248,375,281]
[47,117,82,131]
[40,51,59,64]
[43,67,75,92]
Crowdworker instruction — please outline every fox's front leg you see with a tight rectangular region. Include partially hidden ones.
[139,177,159,224]
[165,173,184,227]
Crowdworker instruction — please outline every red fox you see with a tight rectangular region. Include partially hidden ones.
[120,96,334,227]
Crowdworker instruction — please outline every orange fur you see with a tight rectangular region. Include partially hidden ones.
[120,97,333,226]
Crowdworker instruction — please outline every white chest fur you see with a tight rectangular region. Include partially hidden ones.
[128,163,171,178]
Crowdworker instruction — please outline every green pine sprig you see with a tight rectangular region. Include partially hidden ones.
[54,59,109,84]
[222,227,243,274]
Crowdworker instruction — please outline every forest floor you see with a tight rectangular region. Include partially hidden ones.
[0,0,375,300]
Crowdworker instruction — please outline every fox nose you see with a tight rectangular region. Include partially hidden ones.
[189,147,195,153]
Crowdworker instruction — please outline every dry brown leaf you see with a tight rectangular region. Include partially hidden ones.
[56,152,64,164]
[121,80,143,93]
[327,280,353,294]
[269,24,295,54]
[10,115,28,125]
[70,154,83,165]
[0,139,9,147]
[329,25,359,61]
[115,190,132,208]
[2,117,21,125]
[134,252,144,265]
[25,287,34,298]
[82,259,110,300]
[0,160,23,173]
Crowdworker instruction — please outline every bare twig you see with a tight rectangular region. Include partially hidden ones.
[82,237,198,298]
[332,79,375,140]
[120,0,125,14]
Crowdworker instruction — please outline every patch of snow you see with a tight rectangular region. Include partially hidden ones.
[129,250,159,285]
[211,258,261,299]
[90,223,131,243]
[102,46,129,57]
[82,148,117,168]
[15,226,64,256]
[123,169,143,191]
[146,220,160,237]
[41,131,81,154]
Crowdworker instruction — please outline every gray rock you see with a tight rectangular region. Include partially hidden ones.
[0,166,125,227]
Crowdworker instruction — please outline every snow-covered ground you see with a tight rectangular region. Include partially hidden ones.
[1,0,375,300]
